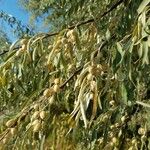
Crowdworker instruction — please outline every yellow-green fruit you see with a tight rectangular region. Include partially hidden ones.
[33,104,39,110]
[138,127,146,135]
[15,49,24,56]
[87,73,93,81]
[96,64,102,70]
[32,119,40,126]
[121,116,126,123]
[40,111,46,120]
[20,39,28,45]
[33,122,41,132]
[110,125,115,129]
[43,88,53,98]
[98,138,104,144]
[48,45,52,49]
[53,84,60,93]
[54,78,60,85]
[2,137,9,144]
[32,111,39,119]
[68,64,75,71]
[112,137,119,145]
[10,128,17,135]
[6,119,16,128]
[66,30,74,38]
[131,138,137,145]
[102,115,109,123]
[115,123,120,128]
[89,93,94,99]
[48,96,54,104]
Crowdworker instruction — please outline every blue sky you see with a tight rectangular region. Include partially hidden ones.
[0,0,48,41]
[0,0,29,24]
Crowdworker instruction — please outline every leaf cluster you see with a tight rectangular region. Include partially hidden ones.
[0,0,150,149]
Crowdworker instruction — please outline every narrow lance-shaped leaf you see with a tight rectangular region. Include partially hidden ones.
[137,0,150,14]
[142,40,149,65]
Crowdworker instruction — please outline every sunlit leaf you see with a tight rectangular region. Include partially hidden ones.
[137,0,150,14]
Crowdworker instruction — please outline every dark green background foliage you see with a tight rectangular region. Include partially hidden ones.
[0,0,150,149]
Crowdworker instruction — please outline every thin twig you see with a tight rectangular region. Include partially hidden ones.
[0,46,21,56]
[60,67,83,89]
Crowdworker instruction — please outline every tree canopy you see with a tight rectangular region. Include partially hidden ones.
[0,0,150,149]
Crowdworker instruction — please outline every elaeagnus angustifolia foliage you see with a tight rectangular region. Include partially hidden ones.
[0,0,150,149]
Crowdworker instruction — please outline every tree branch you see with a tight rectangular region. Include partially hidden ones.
[0,0,124,56]
[43,0,124,38]
[60,67,83,89]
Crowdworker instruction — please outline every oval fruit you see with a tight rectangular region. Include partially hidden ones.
[6,119,16,128]
[48,96,54,105]
[40,111,46,120]
[32,119,40,126]
[43,88,53,98]
[53,84,60,93]
[87,73,93,81]
[54,78,60,85]
[33,122,41,132]
[20,39,28,45]
[10,128,17,135]
[138,127,146,135]
[33,104,39,110]
[32,111,39,119]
